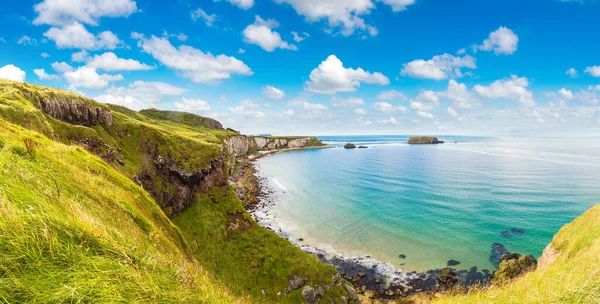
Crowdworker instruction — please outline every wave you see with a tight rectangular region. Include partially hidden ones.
[272,178,288,192]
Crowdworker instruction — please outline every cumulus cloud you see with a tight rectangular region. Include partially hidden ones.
[95,94,146,110]
[33,0,138,26]
[34,68,59,80]
[64,66,123,89]
[565,68,578,78]
[378,116,399,124]
[357,117,372,125]
[44,22,123,49]
[477,26,519,55]
[0,64,26,82]
[41,52,51,58]
[584,66,600,77]
[71,50,89,62]
[97,81,187,110]
[305,55,389,95]
[51,61,73,73]
[262,85,285,100]
[447,107,458,117]
[219,0,254,9]
[417,110,434,119]
[377,90,407,101]
[243,16,297,52]
[401,54,476,80]
[134,34,253,83]
[175,97,211,112]
[330,97,365,107]
[291,31,309,42]
[191,8,217,26]
[373,101,406,113]
[301,101,329,111]
[437,79,480,109]
[473,75,535,107]
[354,108,368,115]
[85,52,153,71]
[17,36,38,45]
[274,0,415,37]
[409,90,440,111]
[558,88,574,100]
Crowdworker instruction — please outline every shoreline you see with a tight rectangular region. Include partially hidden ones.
[235,147,493,300]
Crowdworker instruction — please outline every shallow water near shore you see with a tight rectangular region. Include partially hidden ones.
[255,135,600,273]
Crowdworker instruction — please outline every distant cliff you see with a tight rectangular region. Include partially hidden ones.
[408,136,444,144]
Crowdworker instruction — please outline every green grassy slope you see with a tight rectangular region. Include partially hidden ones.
[433,204,600,304]
[0,121,244,303]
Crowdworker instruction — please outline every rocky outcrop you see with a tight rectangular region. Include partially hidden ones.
[224,136,323,159]
[37,97,113,126]
[344,143,357,149]
[408,136,444,144]
[493,253,537,285]
[537,243,560,270]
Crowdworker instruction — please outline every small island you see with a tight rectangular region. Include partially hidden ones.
[408,136,445,144]
[344,143,357,149]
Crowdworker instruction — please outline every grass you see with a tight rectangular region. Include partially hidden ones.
[0,120,246,303]
[431,204,600,304]
[173,187,349,303]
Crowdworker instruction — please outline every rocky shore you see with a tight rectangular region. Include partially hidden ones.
[233,154,496,302]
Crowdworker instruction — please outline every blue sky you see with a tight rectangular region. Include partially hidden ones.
[1,0,599,136]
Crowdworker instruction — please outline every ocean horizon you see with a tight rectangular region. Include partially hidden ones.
[255,135,600,273]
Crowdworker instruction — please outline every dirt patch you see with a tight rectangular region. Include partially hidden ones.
[227,212,253,236]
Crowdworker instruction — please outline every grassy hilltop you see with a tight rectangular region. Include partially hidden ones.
[0,79,599,303]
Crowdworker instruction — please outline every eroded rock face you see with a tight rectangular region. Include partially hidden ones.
[493,253,537,285]
[37,97,113,126]
[407,136,443,144]
[538,243,559,270]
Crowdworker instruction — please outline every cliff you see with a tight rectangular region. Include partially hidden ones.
[408,136,443,144]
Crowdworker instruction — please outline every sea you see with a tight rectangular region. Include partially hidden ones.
[254,135,600,273]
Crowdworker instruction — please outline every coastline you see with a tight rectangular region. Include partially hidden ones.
[234,147,493,300]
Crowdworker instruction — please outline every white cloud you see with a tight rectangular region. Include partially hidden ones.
[86,52,153,71]
[64,66,123,89]
[437,79,480,109]
[41,52,51,58]
[218,0,254,9]
[228,100,266,118]
[558,88,574,100]
[262,85,285,100]
[44,22,123,50]
[447,107,458,117]
[51,61,73,73]
[477,26,519,55]
[71,50,89,62]
[33,0,138,26]
[354,108,368,115]
[409,90,440,111]
[373,101,406,113]
[95,94,146,110]
[175,97,211,112]
[305,55,389,95]
[417,110,434,119]
[238,48,246,54]
[301,101,328,111]
[243,16,297,52]
[584,66,600,77]
[274,0,415,37]
[330,97,365,107]
[191,8,217,26]
[162,31,188,42]
[101,81,187,109]
[357,117,372,125]
[401,54,476,80]
[377,90,407,101]
[565,68,578,78]
[34,68,59,80]
[473,75,535,107]
[17,36,38,45]
[134,34,253,83]
[291,31,309,42]
[0,65,26,82]
[378,116,399,124]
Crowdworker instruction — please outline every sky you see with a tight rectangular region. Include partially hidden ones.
[0,0,599,136]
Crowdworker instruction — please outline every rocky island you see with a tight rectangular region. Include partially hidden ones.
[408,136,445,144]
[344,143,357,149]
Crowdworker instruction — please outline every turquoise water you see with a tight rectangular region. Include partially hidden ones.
[256,136,600,272]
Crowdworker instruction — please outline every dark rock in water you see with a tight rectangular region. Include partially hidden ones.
[344,143,357,149]
[399,254,406,259]
[500,230,513,238]
[490,243,510,266]
[510,228,525,236]
[298,238,304,242]
[494,253,537,285]
[358,146,368,149]
[437,268,458,290]
[447,260,460,266]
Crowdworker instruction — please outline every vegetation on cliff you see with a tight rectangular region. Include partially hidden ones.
[408,136,443,144]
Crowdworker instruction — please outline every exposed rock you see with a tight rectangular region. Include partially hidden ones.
[447,260,460,267]
[358,146,368,149]
[343,283,358,300]
[436,268,458,290]
[398,254,406,259]
[344,143,357,149]
[494,253,537,285]
[489,243,510,266]
[407,136,444,144]
[287,274,308,293]
[301,286,317,303]
[538,243,560,270]
[37,97,112,126]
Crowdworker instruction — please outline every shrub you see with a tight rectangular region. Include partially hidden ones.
[0,137,5,149]
[23,138,36,157]
[11,145,26,156]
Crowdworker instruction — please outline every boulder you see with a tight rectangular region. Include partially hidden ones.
[301,286,317,303]
[494,253,537,285]
[489,243,509,266]
[358,146,368,149]
[407,136,443,144]
[447,260,460,267]
[287,274,308,293]
[344,143,357,149]
[436,267,458,290]
[343,283,358,300]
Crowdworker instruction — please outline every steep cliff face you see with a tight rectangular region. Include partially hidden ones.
[36,96,113,126]
[224,135,322,157]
